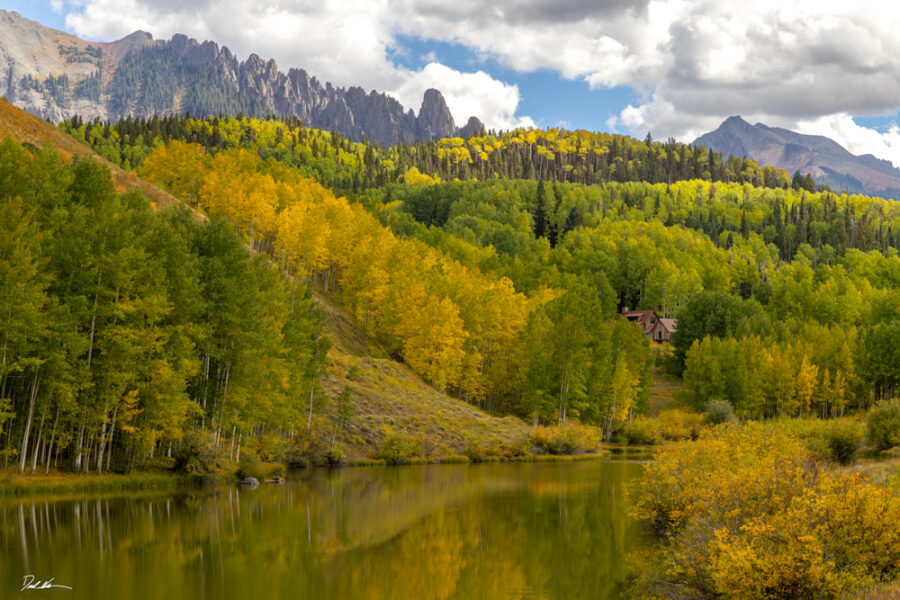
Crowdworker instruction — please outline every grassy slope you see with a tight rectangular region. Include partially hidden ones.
[316,291,529,459]
[0,98,530,463]
[646,344,683,417]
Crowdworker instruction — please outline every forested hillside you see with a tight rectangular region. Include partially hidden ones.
[0,138,326,475]
[61,114,801,192]
[70,114,900,426]
[0,102,540,474]
[136,141,653,432]
[6,105,898,481]
[383,178,900,415]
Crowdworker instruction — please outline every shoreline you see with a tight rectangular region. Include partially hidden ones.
[0,470,195,497]
[0,447,654,496]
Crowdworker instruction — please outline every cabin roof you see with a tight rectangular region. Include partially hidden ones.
[623,310,657,323]
[659,318,678,333]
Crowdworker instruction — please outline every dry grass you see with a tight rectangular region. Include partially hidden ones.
[849,582,900,600]
[832,450,900,485]
[647,365,684,417]
[315,291,530,460]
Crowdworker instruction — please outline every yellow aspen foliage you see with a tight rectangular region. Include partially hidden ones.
[141,140,208,204]
[604,356,640,441]
[141,142,531,401]
[400,166,441,187]
[396,296,466,391]
[795,356,819,417]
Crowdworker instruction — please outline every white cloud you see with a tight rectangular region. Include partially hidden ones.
[797,114,900,168]
[392,63,534,130]
[58,0,533,130]
[65,0,402,91]
[54,0,900,163]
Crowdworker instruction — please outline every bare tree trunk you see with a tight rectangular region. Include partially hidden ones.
[18,369,40,473]
[45,404,60,474]
[3,417,12,470]
[105,406,118,472]
[0,325,9,398]
[30,409,46,474]
[95,402,109,474]
[307,385,315,432]
[74,409,86,471]
[86,271,102,368]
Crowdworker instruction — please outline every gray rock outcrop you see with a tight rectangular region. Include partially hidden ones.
[0,9,484,146]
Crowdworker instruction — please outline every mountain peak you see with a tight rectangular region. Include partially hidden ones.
[417,89,455,140]
[421,88,447,108]
[694,117,900,199]
[0,20,485,146]
[123,30,153,41]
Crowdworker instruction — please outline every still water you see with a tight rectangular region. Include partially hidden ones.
[0,460,644,600]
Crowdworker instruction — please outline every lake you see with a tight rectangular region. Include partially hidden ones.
[0,460,645,599]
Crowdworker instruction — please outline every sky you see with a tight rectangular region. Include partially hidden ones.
[9,0,900,167]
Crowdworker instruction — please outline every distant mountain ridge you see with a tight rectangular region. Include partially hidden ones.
[0,9,483,146]
[694,116,900,199]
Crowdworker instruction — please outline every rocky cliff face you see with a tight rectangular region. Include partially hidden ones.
[695,116,900,199]
[0,10,484,146]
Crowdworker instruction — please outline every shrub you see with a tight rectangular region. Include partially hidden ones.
[700,473,900,599]
[826,420,864,465]
[439,454,470,464]
[622,417,660,445]
[463,438,513,462]
[528,425,555,454]
[704,398,735,424]
[287,415,329,464]
[774,417,865,463]
[173,431,216,475]
[867,400,900,451]
[324,446,344,467]
[633,423,817,536]
[656,409,704,441]
[500,439,530,459]
[528,423,601,455]
[237,449,262,479]
[632,422,900,599]
[463,439,488,463]
[260,462,286,479]
[257,432,290,463]
[375,428,424,464]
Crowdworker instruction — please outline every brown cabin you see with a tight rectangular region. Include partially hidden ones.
[623,309,677,343]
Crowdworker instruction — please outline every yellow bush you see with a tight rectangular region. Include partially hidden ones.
[656,409,704,441]
[634,423,817,535]
[528,423,602,455]
[622,417,660,445]
[771,417,865,463]
[703,474,900,599]
[374,427,425,464]
[633,422,900,599]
